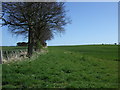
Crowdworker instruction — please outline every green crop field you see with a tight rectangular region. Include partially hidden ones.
[1,46,27,51]
[2,45,119,88]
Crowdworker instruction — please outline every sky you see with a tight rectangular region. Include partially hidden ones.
[0,2,118,46]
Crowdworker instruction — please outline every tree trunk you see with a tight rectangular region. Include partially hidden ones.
[28,27,33,58]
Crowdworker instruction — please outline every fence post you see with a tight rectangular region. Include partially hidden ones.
[0,50,2,64]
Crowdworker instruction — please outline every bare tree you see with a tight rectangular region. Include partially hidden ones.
[2,2,35,57]
[2,2,71,57]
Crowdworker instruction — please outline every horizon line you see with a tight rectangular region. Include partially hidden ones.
[0,43,118,47]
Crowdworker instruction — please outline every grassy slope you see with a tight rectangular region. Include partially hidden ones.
[2,45,118,88]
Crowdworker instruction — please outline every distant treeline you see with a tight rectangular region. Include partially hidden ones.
[17,42,28,46]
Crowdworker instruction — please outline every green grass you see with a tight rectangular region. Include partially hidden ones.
[1,46,27,51]
[2,45,118,88]
[0,65,1,89]
[51,45,118,60]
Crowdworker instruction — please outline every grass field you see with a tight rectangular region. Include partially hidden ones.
[1,46,27,51]
[2,45,119,88]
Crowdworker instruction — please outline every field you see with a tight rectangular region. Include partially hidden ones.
[1,46,27,51]
[2,45,119,88]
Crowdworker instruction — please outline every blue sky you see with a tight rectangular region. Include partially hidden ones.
[1,2,118,46]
